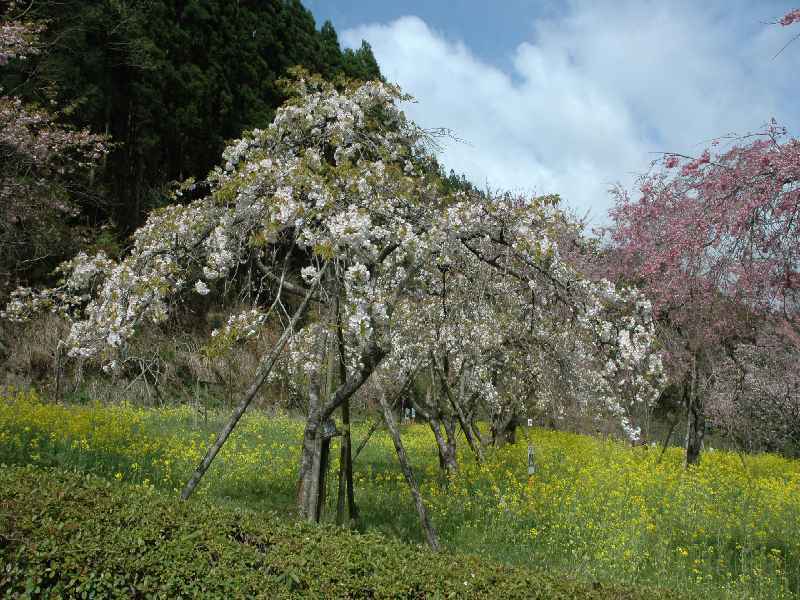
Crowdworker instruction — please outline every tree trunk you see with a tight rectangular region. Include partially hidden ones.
[335,302,358,526]
[299,304,336,522]
[656,416,679,464]
[315,435,332,521]
[410,382,458,474]
[429,416,458,474]
[378,390,440,551]
[335,399,354,525]
[53,341,64,402]
[503,418,518,445]
[432,355,483,462]
[684,355,705,467]
[492,411,518,446]
[297,341,386,521]
[471,419,487,447]
[181,276,321,501]
[297,384,325,521]
[684,399,705,466]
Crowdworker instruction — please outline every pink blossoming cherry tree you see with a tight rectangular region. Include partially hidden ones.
[609,117,800,465]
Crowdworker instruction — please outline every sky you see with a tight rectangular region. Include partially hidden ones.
[304,1,800,225]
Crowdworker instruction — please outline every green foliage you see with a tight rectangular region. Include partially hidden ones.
[84,227,124,260]
[342,41,383,83]
[0,465,672,599]
[439,167,483,196]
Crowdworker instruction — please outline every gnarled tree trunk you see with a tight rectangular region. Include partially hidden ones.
[492,411,519,446]
[297,340,386,521]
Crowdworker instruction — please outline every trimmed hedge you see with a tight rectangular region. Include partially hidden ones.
[0,466,681,599]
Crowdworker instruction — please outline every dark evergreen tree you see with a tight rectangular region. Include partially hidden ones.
[2,0,382,237]
[318,20,343,76]
[342,41,382,82]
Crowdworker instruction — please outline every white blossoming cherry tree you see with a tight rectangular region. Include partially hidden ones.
[6,73,450,542]
[4,73,663,549]
[384,192,664,473]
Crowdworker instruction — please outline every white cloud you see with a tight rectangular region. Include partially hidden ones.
[342,1,800,224]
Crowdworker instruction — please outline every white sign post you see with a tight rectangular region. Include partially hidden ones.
[526,418,535,476]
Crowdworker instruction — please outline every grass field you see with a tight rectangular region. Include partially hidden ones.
[1,387,799,598]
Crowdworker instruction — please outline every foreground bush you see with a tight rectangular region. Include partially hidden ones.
[0,465,676,599]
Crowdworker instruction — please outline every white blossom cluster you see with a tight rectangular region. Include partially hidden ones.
[0,251,114,323]
[203,308,271,358]
[377,193,664,441]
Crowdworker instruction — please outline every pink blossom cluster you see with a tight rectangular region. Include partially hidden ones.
[609,120,800,346]
[1,16,108,297]
[779,8,800,26]
[608,117,800,452]
[0,19,43,65]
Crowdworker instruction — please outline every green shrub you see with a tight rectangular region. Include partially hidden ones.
[0,465,680,599]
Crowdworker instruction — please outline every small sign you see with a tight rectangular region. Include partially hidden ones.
[321,418,340,439]
[527,418,533,427]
